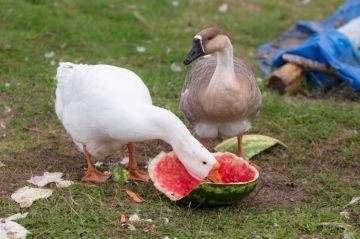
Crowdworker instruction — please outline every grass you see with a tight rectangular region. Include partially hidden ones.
[1,0,359,238]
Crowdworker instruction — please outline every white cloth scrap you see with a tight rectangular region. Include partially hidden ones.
[55,180,73,188]
[6,213,28,221]
[348,196,360,206]
[0,218,29,239]
[27,172,73,188]
[11,186,53,208]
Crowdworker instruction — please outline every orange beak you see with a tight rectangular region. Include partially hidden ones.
[206,162,222,183]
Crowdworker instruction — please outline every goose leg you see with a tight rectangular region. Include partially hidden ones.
[127,142,149,182]
[236,135,247,159]
[236,135,261,170]
[81,145,112,183]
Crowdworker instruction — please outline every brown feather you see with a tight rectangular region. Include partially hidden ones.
[180,56,261,125]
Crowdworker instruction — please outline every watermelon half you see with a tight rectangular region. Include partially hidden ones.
[148,151,259,207]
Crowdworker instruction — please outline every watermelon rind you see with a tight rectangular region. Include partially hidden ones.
[214,134,287,159]
[111,166,129,182]
[177,180,258,207]
[149,151,259,207]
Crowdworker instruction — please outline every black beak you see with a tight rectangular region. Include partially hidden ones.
[184,38,205,65]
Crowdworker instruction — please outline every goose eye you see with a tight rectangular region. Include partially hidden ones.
[202,161,207,165]
[207,37,213,40]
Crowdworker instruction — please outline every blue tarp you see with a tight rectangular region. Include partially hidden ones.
[257,0,360,91]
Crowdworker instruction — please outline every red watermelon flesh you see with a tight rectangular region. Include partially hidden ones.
[153,154,204,197]
[151,152,257,199]
[216,153,256,183]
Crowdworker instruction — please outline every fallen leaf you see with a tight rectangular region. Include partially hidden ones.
[340,211,350,219]
[348,196,360,206]
[119,214,127,224]
[0,161,6,167]
[0,219,29,239]
[125,190,144,203]
[6,213,28,221]
[143,224,156,233]
[11,186,53,208]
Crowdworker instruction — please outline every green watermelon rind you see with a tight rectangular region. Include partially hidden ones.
[149,151,259,207]
[177,179,258,207]
[214,134,287,159]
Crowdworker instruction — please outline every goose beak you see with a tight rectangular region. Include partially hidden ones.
[184,38,205,65]
[206,162,222,183]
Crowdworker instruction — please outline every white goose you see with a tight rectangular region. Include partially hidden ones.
[181,27,262,160]
[55,63,221,183]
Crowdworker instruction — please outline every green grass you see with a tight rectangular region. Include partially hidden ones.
[1,0,360,238]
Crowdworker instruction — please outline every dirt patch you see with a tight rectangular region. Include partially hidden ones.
[0,134,303,207]
[295,84,360,102]
[0,138,172,196]
[246,165,304,207]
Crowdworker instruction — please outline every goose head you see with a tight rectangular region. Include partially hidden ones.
[174,140,222,183]
[184,27,230,65]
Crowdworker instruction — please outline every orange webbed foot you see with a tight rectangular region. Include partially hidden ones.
[128,169,150,182]
[81,169,112,183]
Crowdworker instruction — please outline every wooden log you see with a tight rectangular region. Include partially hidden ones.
[282,54,338,76]
[267,54,339,94]
[267,63,305,94]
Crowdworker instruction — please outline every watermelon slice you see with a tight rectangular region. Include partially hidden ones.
[148,152,259,207]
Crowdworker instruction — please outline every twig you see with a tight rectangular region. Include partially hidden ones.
[291,188,304,195]
[23,126,63,136]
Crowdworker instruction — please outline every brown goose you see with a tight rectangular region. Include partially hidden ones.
[180,27,261,160]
